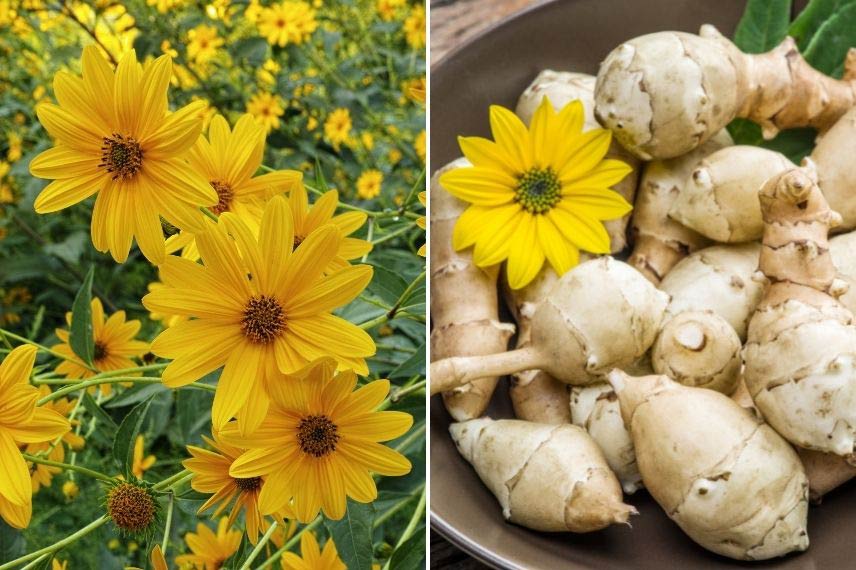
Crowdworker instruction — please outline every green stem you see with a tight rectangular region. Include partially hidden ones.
[390,379,426,403]
[18,554,50,570]
[37,376,214,405]
[161,493,175,553]
[0,329,96,373]
[359,269,425,331]
[382,486,426,570]
[153,469,191,491]
[0,516,109,569]
[371,221,418,246]
[22,454,115,484]
[239,521,278,570]
[199,206,219,222]
[256,518,322,570]
[374,484,424,527]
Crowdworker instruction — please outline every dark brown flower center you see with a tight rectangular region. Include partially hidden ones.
[210,180,234,215]
[106,482,156,533]
[241,295,285,344]
[297,415,340,458]
[94,341,108,361]
[100,134,143,181]
[292,235,305,249]
[234,477,261,491]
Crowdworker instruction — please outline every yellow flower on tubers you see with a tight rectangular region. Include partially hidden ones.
[441,97,633,289]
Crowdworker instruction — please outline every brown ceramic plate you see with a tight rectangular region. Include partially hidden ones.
[429,0,856,568]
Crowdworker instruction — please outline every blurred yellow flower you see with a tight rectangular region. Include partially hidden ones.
[0,161,9,179]
[417,190,426,256]
[244,0,264,22]
[6,132,21,162]
[258,1,318,47]
[357,169,383,199]
[361,131,374,150]
[388,148,402,164]
[187,24,223,63]
[160,39,178,58]
[147,0,184,14]
[176,517,242,570]
[247,92,285,134]
[62,480,79,500]
[376,0,405,22]
[324,108,351,148]
[51,560,67,570]
[281,532,345,570]
[132,434,156,479]
[403,4,425,49]
[415,129,426,162]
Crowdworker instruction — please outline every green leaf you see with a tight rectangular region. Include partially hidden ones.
[726,118,816,164]
[0,520,25,562]
[367,264,407,305]
[387,527,426,570]
[803,2,856,77]
[790,0,856,50]
[388,341,425,379]
[733,0,792,53]
[112,395,155,478]
[82,392,118,432]
[315,156,330,191]
[231,37,269,66]
[69,266,95,367]
[105,382,167,408]
[324,500,375,570]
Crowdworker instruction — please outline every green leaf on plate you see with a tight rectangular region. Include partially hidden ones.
[803,1,856,77]
[733,0,792,53]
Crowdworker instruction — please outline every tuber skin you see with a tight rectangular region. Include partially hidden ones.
[595,25,856,160]
[608,370,809,561]
[516,70,640,253]
[450,418,636,532]
[670,146,794,243]
[627,130,732,284]
[430,159,515,421]
[743,167,856,458]
[430,257,669,395]
[814,107,856,231]
[570,382,642,494]
[830,230,856,316]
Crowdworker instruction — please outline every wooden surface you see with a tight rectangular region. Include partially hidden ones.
[428,1,545,566]
[430,0,549,66]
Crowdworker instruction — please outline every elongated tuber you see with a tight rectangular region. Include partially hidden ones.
[450,418,636,532]
[595,25,856,159]
[670,146,794,242]
[570,382,641,494]
[627,131,731,284]
[743,167,856,457]
[431,159,515,421]
[430,257,669,395]
[608,370,809,560]
[516,70,640,253]
[813,107,856,231]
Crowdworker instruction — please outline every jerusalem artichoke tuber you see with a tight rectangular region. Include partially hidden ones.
[627,131,731,284]
[743,167,856,458]
[608,370,809,560]
[595,25,856,160]
[430,160,515,421]
[430,257,668,395]
[450,418,636,532]
[830,230,856,316]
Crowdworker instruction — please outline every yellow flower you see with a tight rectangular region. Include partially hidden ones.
[403,4,425,49]
[376,0,404,22]
[175,517,242,570]
[360,132,374,151]
[132,434,156,479]
[388,149,402,164]
[184,432,291,543]
[146,281,188,328]
[258,1,318,47]
[6,132,21,162]
[307,116,318,131]
[281,532,345,570]
[441,98,633,289]
[166,113,302,259]
[224,358,412,522]
[160,39,178,58]
[244,0,264,23]
[402,76,425,104]
[288,183,372,271]
[187,25,224,63]
[417,191,426,256]
[0,161,9,179]
[147,0,184,13]
[28,440,63,495]
[324,108,351,149]
[356,170,382,200]
[51,560,67,570]
[52,298,149,396]
[142,196,376,433]
[62,480,79,500]
[247,92,285,134]
[0,346,71,529]
[29,47,217,264]
[415,130,426,163]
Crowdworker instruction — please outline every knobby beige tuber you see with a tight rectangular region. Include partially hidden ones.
[830,231,856,316]
[627,131,732,284]
[430,160,515,421]
[608,370,809,560]
[516,70,640,253]
[595,25,856,159]
[429,257,669,395]
[743,167,856,458]
[449,418,636,532]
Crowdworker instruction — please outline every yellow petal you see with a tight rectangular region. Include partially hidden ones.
[0,345,37,391]
[438,167,516,207]
[536,215,579,277]
[339,411,413,442]
[0,492,31,529]
[555,128,612,180]
[137,55,172,139]
[240,170,302,197]
[488,105,531,171]
[561,158,634,191]
[550,206,612,254]
[287,314,375,359]
[6,408,70,444]
[278,225,341,297]
[330,211,366,235]
[53,71,111,136]
[143,101,206,159]
[458,136,515,177]
[563,188,633,221]
[34,103,101,153]
[0,430,30,506]
[337,440,411,476]
[285,265,373,318]
[212,343,262,430]
[113,50,143,135]
[469,204,524,267]
[29,146,101,180]
[505,216,545,289]
[259,196,294,292]
[529,97,558,168]
[34,172,105,213]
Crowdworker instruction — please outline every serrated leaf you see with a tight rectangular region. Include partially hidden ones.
[790,0,856,50]
[803,2,856,77]
[112,396,155,478]
[733,0,792,53]
[387,527,425,570]
[69,266,95,366]
[325,500,375,570]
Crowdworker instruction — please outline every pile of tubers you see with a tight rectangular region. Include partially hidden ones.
[431,25,856,562]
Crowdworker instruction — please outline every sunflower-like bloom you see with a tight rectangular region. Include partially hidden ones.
[143,196,375,433]
[246,92,284,134]
[52,298,149,396]
[29,46,217,264]
[0,346,71,528]
[175,517,242,570]
[184,432,292,543]
[257,1,318,47]
[416,191,426,256]
[166,113,302,260]
[187,24,223,64]
[223,358,412,522]
[27,385,84,494]
[440,97,633,289]
[282,532,346,570]
[132,434,156,479]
